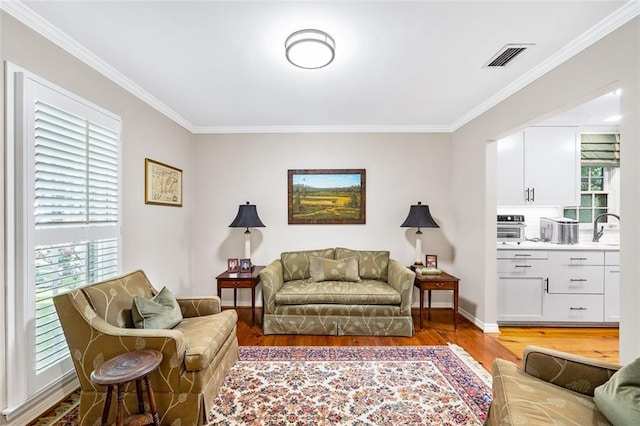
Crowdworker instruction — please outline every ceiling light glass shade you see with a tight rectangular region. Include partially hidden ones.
[285,29,335,69]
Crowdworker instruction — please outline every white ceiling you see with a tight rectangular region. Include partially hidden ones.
[11,0,637,133]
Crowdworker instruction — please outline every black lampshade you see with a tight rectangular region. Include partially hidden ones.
[400,202,439,230]
[229,201,265,230]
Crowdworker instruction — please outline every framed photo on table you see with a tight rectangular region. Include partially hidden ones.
[240,258,251,272]
[425,254,438,269]
[227,258,239,273]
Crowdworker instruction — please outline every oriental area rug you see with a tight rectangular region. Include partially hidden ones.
[32,345,492,426]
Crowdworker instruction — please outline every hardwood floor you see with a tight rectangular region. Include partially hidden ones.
[233,307,620,371]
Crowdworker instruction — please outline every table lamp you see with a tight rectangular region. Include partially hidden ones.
[401,201,439,267]
[229,201,265,260]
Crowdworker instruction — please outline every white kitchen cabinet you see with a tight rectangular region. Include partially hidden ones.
[604,252,620,323]
[497,251,547,322]
[497,248,619,325]
[497,126,579,206]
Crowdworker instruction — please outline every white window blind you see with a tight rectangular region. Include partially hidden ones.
[7,68,122,409]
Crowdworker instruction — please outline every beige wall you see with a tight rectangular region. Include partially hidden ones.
[0,11,194,418]
[452,17,640,362]
[192,133,454,306]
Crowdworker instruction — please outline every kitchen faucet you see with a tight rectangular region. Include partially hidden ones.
[592,213,620,242]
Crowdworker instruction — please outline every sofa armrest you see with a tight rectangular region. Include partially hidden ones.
[387,259,416,315]
[522,345,621,396]
[176,296,221,317]
[260,260,284,314]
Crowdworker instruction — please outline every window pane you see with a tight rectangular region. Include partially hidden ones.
[564,209,577,220]
[581,178,589,191]
[579,209,593,223]
[581,194,592,207]
[590,166,604,177]
[595,209,608,222]
[581,166,589,177]
[594,194,608,207]
[591,178,604,191]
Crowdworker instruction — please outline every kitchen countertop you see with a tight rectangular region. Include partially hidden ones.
[497,241,619,251]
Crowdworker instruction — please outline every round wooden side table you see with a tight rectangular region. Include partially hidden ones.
[90,349,163,426]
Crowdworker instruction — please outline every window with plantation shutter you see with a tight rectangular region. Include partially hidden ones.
[6,66,122,411]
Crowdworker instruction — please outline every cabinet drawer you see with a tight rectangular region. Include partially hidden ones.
[218,279,253,288]
[497,250,548,260]
[547,266,603,294]
[605,251,620,266]
[548,251,604,265]
[544,294,604,322]
[497,259,547,275]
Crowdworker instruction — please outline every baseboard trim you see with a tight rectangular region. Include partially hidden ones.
[1,373,78,425]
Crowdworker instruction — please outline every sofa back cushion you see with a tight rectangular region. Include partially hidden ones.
[83,270,155,328]
[309,257,361,282]
[281,248,335,281]
[335,248,390,281]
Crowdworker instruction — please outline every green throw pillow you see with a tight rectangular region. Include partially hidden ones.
[309,257,361,282]
[594,356,640,426]
[132,286,183,329]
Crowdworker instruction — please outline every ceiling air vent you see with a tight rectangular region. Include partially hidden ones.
[484,44,535,68]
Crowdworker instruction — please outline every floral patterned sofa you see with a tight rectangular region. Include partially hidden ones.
[260,247,415,336]
[486,346,622,425]
[53,269,238,425]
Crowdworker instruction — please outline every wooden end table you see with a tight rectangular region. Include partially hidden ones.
[90,349,162,426]
[216,265,264,325]
[414,271,460,330]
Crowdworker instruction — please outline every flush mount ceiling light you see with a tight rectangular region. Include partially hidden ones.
[285,29,335,69]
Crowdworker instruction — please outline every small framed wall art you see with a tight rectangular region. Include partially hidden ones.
[145,158,183,207]
[227,258,239,273]
[425,254,438,269]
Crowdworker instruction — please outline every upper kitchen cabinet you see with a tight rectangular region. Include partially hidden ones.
[497,126,579,206]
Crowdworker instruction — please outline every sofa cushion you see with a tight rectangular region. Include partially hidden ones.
[173,309,238,372]
[309,257,361,282]
[594,356,640,426]
[281,248,335,281]
[132,287,183,329]
[490,358,611,425]
[274,279,401,305]
[335,248,390,281]
[82,270,155,328]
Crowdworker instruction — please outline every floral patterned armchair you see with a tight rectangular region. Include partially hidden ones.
[53,269,238,425]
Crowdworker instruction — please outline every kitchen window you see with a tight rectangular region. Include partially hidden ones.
[563,133,620,224]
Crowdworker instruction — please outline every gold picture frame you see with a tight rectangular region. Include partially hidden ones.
[145,158,183,207]
[288,169,366,224]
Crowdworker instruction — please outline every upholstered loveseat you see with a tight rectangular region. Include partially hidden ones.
[53,270,238,425]
[487,346,625,425]
[260,247,415,336]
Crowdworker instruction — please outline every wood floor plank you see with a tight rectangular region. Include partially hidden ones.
[231,307,620,370]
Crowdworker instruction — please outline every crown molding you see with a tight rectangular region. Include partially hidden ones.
[0,0,195,132]
[4,0,638,136]
[192,124,453,134]
[450,0,640,132]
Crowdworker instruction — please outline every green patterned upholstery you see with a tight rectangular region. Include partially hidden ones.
[53,269,239,425]
[281,248,335,281]
[262,248,414,336]
[486,345,621,425]
[335,247,390,280]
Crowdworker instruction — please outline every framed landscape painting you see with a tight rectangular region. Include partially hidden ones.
[288,169,366,224]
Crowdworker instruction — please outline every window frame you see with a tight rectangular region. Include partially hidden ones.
[4,63,122,415]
